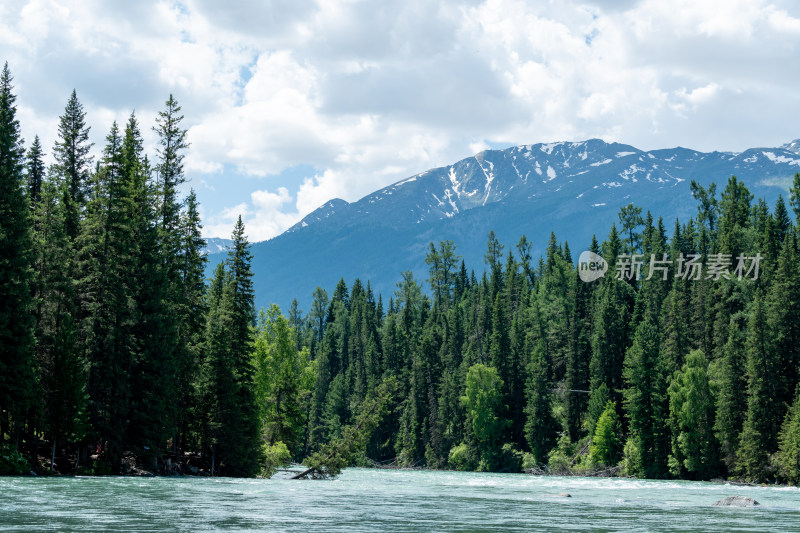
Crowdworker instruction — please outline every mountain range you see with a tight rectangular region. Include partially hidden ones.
[206,138,800,311]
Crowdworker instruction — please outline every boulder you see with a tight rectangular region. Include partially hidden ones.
[713,495,760,507]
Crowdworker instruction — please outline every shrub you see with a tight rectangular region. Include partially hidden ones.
[448,443,477,471]
[261,441,292,478]
[0,444,29,475]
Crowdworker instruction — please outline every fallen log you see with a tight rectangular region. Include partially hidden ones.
[292,378,396,480]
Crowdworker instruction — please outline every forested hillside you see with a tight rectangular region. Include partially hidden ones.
[2,61,800,484]
[284,180,800,483]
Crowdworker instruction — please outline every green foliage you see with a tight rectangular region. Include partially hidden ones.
[0,62,38,442]
[462,364,508,469]
[713,313,748,472]
[302,378,396,478]
[253,304,315,457]
[776,386,800,484]
[547,436,574,474]
[619,437,643,478]
[667,350,719,479]
[524,340,557,465]
[261,441,292,478]
[448,443,477,471]
[623,317,669,478]
[0,444,29,475]
[736,295,781,482]
[590,401,621,467]
[3,76,799,486]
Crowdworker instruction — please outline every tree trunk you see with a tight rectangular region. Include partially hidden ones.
[211,445,216,476]
[51,438,56,473]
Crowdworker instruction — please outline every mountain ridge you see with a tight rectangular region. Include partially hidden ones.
[207,138,800,311]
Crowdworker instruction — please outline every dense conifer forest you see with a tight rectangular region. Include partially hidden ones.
[2,62,800,484]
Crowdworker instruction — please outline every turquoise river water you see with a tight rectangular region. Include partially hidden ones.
[2,468,799,532]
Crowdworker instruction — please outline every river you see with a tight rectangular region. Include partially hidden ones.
[2,468,799,532]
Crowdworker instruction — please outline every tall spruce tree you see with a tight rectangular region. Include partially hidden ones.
[622,316,669,478]
[26,135,45,204]
[33,172,88,471]
[0,62,38,447]
[736,295,781,482]
[53,90,93,241]
[219,216,261,476]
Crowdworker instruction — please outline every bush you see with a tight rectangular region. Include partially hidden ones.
[0,444,30,475]
[521,452,537,471]
[497,443,523,472]
[547,447,572,474]
[448,443,477,471]
[589,401,621,467]
[619,437,642,477]
[261,441,292,478]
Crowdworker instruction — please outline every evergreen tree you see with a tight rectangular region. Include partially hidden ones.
[766,234,800,414]
[618,203,644,253]
[776,385,800,484]
[33,173,88,471]
[175,189,207,454]
[26,135,45,204]
[218,216,261,476]
[736,295,781,482]
[622,317,669,478]
[0,63,38,447]
[52,89,93,241]
[524,339,557,464]
[713,313,748,473]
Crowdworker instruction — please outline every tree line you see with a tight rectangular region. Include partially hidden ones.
[2,60,800,483]
[269,175,800,484]
[0,62,260,476]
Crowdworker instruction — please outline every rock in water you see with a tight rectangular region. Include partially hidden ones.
[713,496,760,507]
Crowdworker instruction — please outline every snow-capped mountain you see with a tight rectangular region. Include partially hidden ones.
[783,139,800,154]
[203,237,233,255]
[207,139,800,310]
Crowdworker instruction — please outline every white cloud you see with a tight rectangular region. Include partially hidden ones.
[4,0,800,241]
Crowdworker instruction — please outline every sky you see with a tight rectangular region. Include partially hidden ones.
[2,0,800,241]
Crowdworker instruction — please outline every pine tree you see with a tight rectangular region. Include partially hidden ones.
[618,203,644,254]
[78,121,136,470]
[713,313,748,473]
[524,339,557,464]
[33,173,88,471]
[218,216,261,476]
[172,189,208,454]
[776,385,800,484]
[766,233,800,414]
[622,316,669,478]
[53,89,93,241]
[590,277,632,406]
[26,135,45,204]
[736,295,781,482]
[789,173,800,226]
[0,63,38,447]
